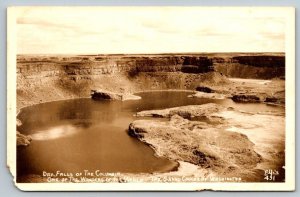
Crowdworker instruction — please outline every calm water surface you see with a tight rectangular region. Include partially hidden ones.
[17,91,284,179]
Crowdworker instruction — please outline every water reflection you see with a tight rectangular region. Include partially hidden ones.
[30,125,79,141]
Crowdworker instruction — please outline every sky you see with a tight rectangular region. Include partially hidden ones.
[15,7,288,54]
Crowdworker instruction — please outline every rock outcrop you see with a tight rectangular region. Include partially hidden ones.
[128,102,285,181]
[17,131,32,146]
[187,85,226,99]
[196,86,215,93]
[128,114,262,178]
[264,96,285,104]
[232,94,260,103]
[91,90,141,101]
[136,103,224,119]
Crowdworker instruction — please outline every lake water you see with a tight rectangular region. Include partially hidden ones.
[17,91,284,180]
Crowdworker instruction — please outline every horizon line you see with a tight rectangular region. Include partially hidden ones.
[17,52,285,56]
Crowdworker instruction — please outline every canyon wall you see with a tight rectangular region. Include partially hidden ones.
[16,53,285,109]
[213,55,285,79]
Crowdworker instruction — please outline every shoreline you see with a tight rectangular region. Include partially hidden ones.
[17,89,199,112]
[16,79,286,182]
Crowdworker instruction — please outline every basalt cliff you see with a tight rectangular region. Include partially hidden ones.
[17,53,285,109]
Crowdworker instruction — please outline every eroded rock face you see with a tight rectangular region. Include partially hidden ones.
[91,90,141,101]
[128,115,262,175]
[232,56,285,68]
[214,55,285,79]
[17,131,32,146]
[16,54,285,110]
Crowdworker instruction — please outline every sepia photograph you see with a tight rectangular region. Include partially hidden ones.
[7,6,295,191]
